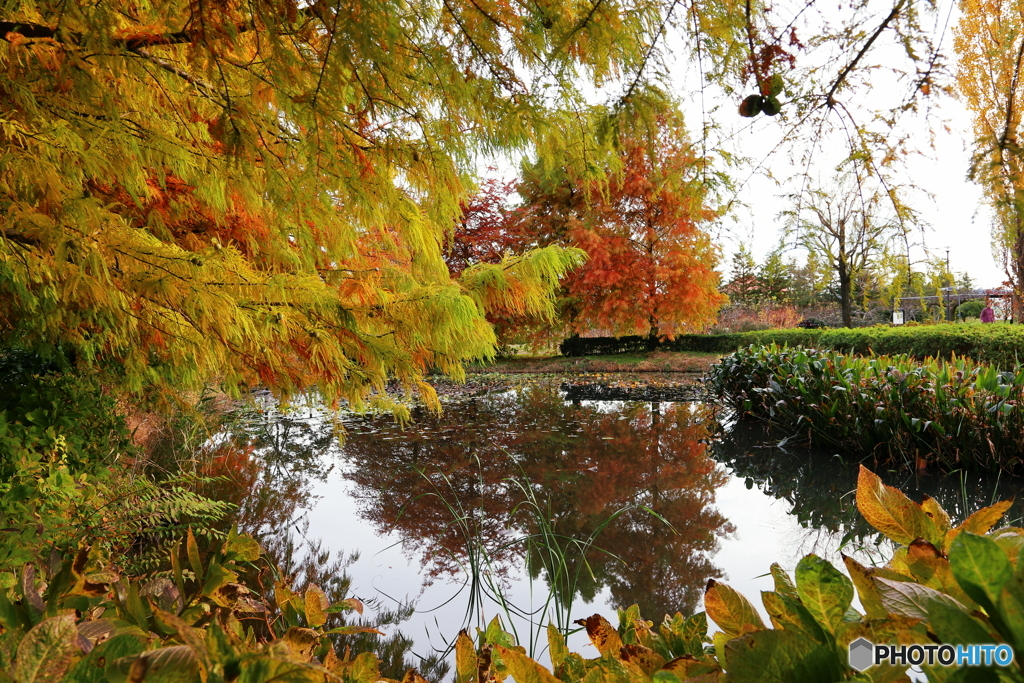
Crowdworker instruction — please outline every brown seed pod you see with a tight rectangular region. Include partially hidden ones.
[761,95,782,116]
[739,94,763,117]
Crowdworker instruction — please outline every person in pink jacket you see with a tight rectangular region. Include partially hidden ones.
[981,300,996,323]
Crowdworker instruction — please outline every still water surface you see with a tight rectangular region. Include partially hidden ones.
[219,379,1024,666]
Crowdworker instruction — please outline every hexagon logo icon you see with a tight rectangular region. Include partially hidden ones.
[849,637,875,672]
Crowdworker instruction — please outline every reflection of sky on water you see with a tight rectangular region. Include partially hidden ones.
[224,381,1024,669]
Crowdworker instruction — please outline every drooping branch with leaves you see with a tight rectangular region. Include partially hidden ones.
[0,0,751,407]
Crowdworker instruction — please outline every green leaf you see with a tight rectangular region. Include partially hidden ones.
[547,624,568,670]
[322,625,384,636]
[125,581,149,630]
[926,601,996,646]
[794,555,853,634]
[659,612,706,659]
[874,577,969,620]
[224,529,261,562]
[921,495,952,537]
[200,560,238,606]
[725,629,844,683]
[704,580,765,638]
[65,633,147,683]
[13,613,79,683]
[0,589,22,631]
[325,598,364,615]
[651,671,682,683]
[713,631,735,670]
[761,591,828,643]
[770,563,799,601]
[949,532,1013,614]
[995,571,1024,653]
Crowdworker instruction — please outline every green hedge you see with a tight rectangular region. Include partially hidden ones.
[559,335,653,356]
[667,324,1024,368]
[707,344,1024,472]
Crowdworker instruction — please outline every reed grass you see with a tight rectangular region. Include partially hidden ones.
[406,456,628,659]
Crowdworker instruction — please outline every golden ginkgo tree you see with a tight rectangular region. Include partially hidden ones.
[956,0,1024,311]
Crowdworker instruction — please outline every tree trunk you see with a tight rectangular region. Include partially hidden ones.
[838,254,853,328]
[647,315,659,350]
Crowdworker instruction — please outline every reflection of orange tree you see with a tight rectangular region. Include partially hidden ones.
[342,387,733,620]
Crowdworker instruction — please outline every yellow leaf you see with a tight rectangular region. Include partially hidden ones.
[574,614,622,655]
[856,466,937,545]
[495,646,563,683]
[305,584,328,627]
[952,500,1013,541]
[704,579,764,638]
[455,630,478,683]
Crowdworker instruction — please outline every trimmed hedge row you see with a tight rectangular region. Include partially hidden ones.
[559,335,654,356]
[561,324,1024,368]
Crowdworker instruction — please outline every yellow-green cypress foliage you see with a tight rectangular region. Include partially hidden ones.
[0,0,746,407]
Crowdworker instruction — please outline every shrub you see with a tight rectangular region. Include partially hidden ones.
[0,350,132,476]
[957,300,985,319]
[559,335,654,356]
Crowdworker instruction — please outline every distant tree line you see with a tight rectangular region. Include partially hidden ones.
[721,242,974,330]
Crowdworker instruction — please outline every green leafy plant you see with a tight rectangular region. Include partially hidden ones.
[442,465,1024,683]
[3,464,1023,682]
[708,344,1024,472]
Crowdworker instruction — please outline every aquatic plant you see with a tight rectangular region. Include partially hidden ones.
[708,344,1024,472]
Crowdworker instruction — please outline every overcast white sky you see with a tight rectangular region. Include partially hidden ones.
[660,0,1005,288]
[482,0,1003,287]
[694,90,1000,286]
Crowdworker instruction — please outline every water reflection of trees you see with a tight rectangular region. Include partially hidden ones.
[200,409,451,681]
[202,407,337,541]
[342,387,734,620]
[711,419,1024,544]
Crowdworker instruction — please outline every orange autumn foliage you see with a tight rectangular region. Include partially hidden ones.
[449,113,726,345]
[518,115,726,339]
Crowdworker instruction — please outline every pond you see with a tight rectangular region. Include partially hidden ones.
[208,377,1024,674]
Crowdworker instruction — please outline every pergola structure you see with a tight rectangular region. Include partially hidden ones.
[894,287,1014,323]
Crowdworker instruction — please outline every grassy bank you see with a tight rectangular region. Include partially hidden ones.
[675,323,1024,368]
[563,323,1024,369]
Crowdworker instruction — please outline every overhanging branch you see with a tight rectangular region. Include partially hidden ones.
[0,20,251,49]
